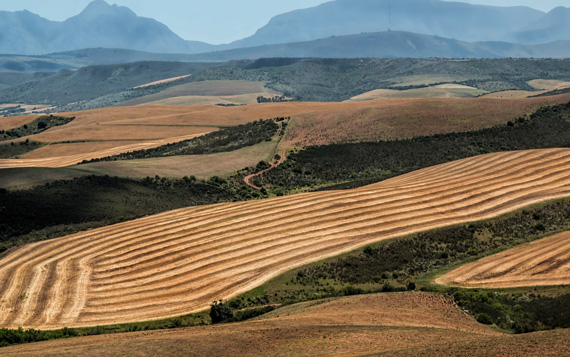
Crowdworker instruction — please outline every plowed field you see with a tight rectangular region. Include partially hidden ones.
[437,230,570,288]
[2,148,570,329]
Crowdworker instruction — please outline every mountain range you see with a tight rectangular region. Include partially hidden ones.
[0,0,569,58]
[0,0,215,55]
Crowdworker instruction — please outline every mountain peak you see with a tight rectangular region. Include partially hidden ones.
[77,0,134,19]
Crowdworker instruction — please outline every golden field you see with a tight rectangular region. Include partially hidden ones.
[1,148,570,329]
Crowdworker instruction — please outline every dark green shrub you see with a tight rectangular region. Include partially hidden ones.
[210,301,234,324]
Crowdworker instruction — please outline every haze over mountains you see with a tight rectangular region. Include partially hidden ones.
[0,0,214,55]
[0,0,569,59]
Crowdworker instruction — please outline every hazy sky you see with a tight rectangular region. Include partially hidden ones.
[1,0,568,44]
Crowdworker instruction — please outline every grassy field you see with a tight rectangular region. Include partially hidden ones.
[2,292,569,356]
[0,167,94,190]
[74,140,277,179]
[1,149,570,329]
[122,80,280,106]
[482,80,570,99]
[388,74,491,88]
[348,84,488,101]
[136,93,277,106]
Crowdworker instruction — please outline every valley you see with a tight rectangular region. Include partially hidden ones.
[1,0,570,354]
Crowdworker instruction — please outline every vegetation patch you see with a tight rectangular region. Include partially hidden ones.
[0,115,74,142]
[0,140,44,159]
[263,103,570,192]
[87,117,285,162]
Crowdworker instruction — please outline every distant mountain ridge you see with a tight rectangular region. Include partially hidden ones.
[186,31,570,61]
[2,31,569,75]
[225,0,561,48]
[0,0,215,55]
[0,0,569,57]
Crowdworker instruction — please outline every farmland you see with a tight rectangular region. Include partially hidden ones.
[437,230,570,288]
[1,292,569,356]
[281,94,570,148]
[1,148,570,329]
[122,80,281,106]
[1,94,568,173]
[347,84,488,101]
[0,133,207,168]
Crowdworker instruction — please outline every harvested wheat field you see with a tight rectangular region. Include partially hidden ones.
[0,115,38,131]
[2,148,570,329]
[3,292,569,356]
[0,133,206,168]
[437,230,570,288]
[2,94,569,169]
[283,93,570,147]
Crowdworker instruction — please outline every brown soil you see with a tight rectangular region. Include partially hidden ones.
[1,148,570,329]
[437,230,570,288]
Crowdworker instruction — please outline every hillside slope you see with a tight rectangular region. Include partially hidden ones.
[437,230,570,288]
[0,61,216,106]
[1,148,570,329]
[228,0,544,48]
[192,31,570,61]
[0,0,214,55]
[510,7,570,44]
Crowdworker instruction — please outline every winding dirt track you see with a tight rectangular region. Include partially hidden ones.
[437,230,570,288]
[0,133,206,168]
[244,150,286,190]
[2,148,570,329]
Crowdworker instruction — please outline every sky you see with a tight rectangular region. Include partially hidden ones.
[1,0,568,44]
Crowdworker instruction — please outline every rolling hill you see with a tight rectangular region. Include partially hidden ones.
[1,148,570,329]
[0,61,217,106]
[510,7,570,45]
[437,230,570,288]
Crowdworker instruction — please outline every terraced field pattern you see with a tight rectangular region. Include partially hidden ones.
[1,148,570,329]
[438,230,570,288]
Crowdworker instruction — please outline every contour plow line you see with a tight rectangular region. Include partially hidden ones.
[437,230,570,288]
[2,148,570,329]
[0,133,206,169]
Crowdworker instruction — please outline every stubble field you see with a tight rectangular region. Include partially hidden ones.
[437,230,570,288]
[1,148,570,329]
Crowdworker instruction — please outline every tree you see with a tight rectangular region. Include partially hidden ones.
[210,300,233,324]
